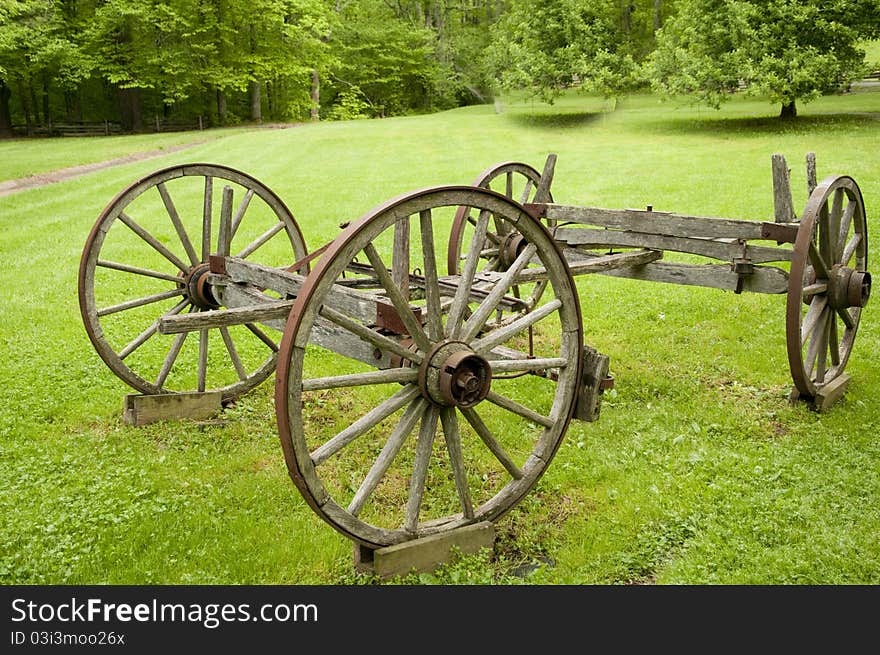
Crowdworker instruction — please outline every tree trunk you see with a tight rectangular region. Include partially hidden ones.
[780,100,797,120]
[653,0,662,32]
[119,87,143,132]
[0,81,13,138]
[249,81,262,122]
[216,88,227,125]
[310,69,320,121]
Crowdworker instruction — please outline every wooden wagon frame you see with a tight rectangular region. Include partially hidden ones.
[78,152,871,564]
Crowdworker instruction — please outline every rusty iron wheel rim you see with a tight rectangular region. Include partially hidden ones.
[275,185,582,548]
[785,175,868,398]
[79,163,308,401]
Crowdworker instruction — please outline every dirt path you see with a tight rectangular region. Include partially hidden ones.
[0,123,300,198]
[0,141,206,198]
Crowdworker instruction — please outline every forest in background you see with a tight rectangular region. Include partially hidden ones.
[0,0,878,136]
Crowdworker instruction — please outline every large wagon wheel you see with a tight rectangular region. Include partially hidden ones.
[447,162,556,331]
[786,175,870,398]
[79,163,308,402]
[275,186,582,548]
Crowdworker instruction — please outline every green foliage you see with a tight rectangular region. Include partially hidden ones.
[650,0,880,116]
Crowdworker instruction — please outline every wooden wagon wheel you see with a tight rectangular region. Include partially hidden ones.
[447,162,557,331]
[786,175,870,398]
[275,186,582,548]
[79,163,308,402]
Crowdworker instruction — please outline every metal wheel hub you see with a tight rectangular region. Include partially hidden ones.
[183,263,219,310]
[418,340,492,408]
[829,266,871,309]
[499,233,528,269]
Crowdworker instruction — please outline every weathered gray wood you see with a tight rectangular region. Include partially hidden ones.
[301,367,418,392]
[363,243,430,351]
[447,209,491,337]
[533,153,556,203]
[772,153,796,223]
[348,397,427,516]
[217,185,234,257]
[806,152,818,198]
[224,257,379,323]
[155,332,187,387]
[353,521,495,579]
[554,227,792,263]
[460,407,523,480]
[461,243,537,341]
[119,298,189,360]
[472,299,562,354]
[485,390,553,428]
[97,287,186,317]
[219,326,247,381]
[159,300,295,333]
[230,189,255,238]
[202,176,213,260]
[599,260,790,294]
[489,357,568,373]
[97,259,184,283]
[814,373,851,411]
[197,329,208,392]
[118,212,189,272]
[405,406,438,533]
[544,205,774,241]
[392,216,411,301]
[236,222,285,259]
[310,384,421,466]
[517,248,662,282]
[157,182,199,266]
[418,210,444,341]
[439,407,474,520]
[574,346,610,422]
[319,305,424,365]
[124,391,221,426]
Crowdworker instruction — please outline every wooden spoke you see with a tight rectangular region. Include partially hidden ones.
[155,331,187,388]
[362,243,431,352]
[157,182,199,266]
[202,176,213,261]
[301,367,418,392]
[472,298,562,355]
[489,357,568,373]
[836,199,856,262]
[837,307,855,330]
[800,295,828,343]
[829,314,840,367]
[311,385,421,465]
[405,406,439,533]
[244,322,278,352]
[236,222,286,259]
[801,282,828,297]
[519,179,534,204]
[419,210,444,341]
[439,407,474,519]
[804,308,829,376]
[96,287,185,317]
[230,189,255,238]
[118,212,189,273]
[97,259,182,284]
[815,315,830,383]
[460,243,537,342]
[217,186,234,257]
[347,397,428,517]
[319,305,424,365]
[460,407,523,480]
[447,209,491,338]
[808,241,830,279]
[118,298,190,360]
[219,326,247,381]
[197,328,208,392]
[841,233,861,267]
[485,390,554,428]
[825,188,844,263]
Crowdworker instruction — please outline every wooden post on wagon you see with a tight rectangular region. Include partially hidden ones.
[771,153,796,223]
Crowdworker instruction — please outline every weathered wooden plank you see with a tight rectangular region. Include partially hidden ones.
[772,153,796,223]
[223,257,379,324]
[159,300,295,334]
[123,391,221,427]
[518,248,662,282]
[353,521,495,579]
[598,260,790,294]
[806,152,818,198]
[392,216,411,300]
[542,204,773,240]
[574,345,610,422]
[554,227,792,263]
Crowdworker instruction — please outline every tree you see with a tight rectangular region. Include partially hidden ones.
[650,0,880,118]
[486,0,644,103]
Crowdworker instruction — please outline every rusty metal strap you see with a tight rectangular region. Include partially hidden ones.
[285,242,333,274]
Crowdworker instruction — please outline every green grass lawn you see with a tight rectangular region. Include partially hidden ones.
[1,87,878,585]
